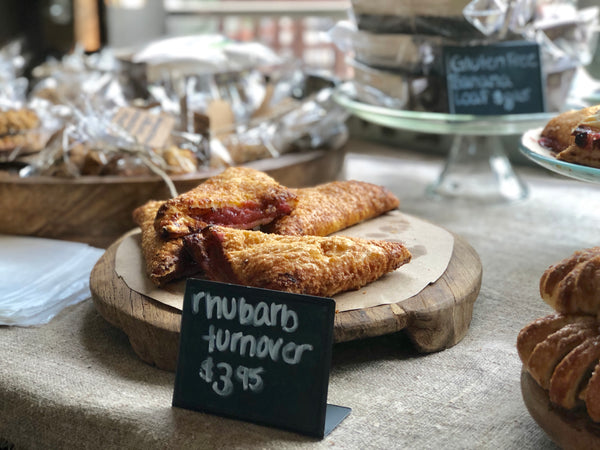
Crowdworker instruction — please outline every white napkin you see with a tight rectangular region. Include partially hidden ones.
[0,235,104,326]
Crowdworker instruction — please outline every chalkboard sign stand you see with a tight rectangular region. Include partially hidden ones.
[324,404,352,436]
[172,279,351,439]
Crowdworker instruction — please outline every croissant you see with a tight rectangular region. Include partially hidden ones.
[154,167,298,239]
[539,247,600,315]
[133,200,200,286]
[184,225,412,298]
[263,180,400,236]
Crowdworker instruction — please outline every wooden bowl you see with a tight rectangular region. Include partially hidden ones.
[0,148,345,248]
[521,369,600,449]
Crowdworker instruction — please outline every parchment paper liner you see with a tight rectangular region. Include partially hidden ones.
[114,210,454,312]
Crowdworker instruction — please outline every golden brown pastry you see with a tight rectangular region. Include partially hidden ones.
[549,336,600,410]
[263,180,400,236]
[518,247,600,422]
[0,132,42,154]
[539,247,600,315]
[556,142,600,169]
[518,313,600,421]
[584,362,600,421]
[540,105,600,152]
[0,109,40,136]
[154,167,298,239]
[525,319,598,389]
[133,200,201,286]
[184,225,411,297]
[540,105,600,168]
[516,313,594,365]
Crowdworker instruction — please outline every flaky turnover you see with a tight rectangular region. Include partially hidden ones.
[133,200,200,286]
[263,180,400,236]
[154,167,298,239]
[184,225,411,298]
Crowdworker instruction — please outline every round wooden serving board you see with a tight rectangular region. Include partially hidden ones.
[521,369,600,449]
[91,232,482,372]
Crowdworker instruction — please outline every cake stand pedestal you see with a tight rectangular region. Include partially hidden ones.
[427,134,527,202]
[334,83,554,203]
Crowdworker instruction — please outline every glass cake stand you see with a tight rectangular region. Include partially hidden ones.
[333,83,555,202]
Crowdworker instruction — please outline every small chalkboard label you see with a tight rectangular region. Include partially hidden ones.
[444,41,545,115]
[172,279,350,438]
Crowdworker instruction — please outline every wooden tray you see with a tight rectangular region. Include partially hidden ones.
[0,148,344,249]
[90,230,482,372]
[521,370,600,449]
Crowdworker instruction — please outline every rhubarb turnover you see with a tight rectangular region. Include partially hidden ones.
[184,225,412,298]
[263,180,400,237]
[133,200,201,286]
[154,167,298,239]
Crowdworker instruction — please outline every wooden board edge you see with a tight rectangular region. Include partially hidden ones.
[390,233,481,352]
[90,228,482,370]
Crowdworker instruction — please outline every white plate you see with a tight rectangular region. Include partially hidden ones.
[519,128,600,184]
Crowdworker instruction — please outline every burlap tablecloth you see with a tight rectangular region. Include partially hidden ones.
[3,140,599,449]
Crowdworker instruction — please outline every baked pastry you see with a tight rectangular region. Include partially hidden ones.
[133,200,201,286]
[539,247,600,315]
[524,318,598,389]
[154,167,298,239]
[540,106,600,152]
[518,313,600,420]
[540,106,600,168]
[0,109,40,136]
[516,313,595,365]
[518,246,600,422]
[549,335,600,410]
[0,109,44,155]
[184,225,412,297]
[263,180,400,236]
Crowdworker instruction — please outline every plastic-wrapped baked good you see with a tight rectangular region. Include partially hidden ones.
[350,60,449,112]
[334,1,598,113]
[350,0,485,38]
[0,109,39,135]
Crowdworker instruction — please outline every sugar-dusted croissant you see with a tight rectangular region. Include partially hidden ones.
[517,313,600,421]
[154,167,298,239]
[262,180,400,237]
[184,225,411,298]
[133,200,201,286]
[539,247,600,316]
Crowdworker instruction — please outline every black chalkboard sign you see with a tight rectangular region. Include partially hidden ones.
[443,41,545,115]
[172,279,351,438]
